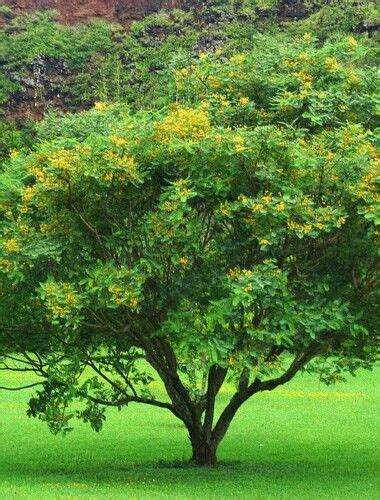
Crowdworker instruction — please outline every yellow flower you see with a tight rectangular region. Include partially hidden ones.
[200,101,211,110]
[9,149,20,159]
[65,292,79,307]
[275,201,286,212]
[234,135,246,153]
[21,185,39,203]
[94,101,108,111]
[347,74,360,86]
[2,238,20,253]
[18,224,29,235]
[325,57,340,73]
[129,297,139,309]
[348,36,357,47]
[179,257,189,266]
[252,202,263,213]
[0,259,12,271]
[155,106,210,143]
[108,135,127,148]
[49,149,78,171]
[228,268,238,278]
[230,54,246,65]
[287,221,313,234]
[259,239,270,246]
[302,33,312,42]
[262,192,273,204]
[239,97,249,106]
[208,75,221,88]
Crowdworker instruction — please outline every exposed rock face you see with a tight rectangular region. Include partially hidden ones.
[278,0,308,20]
[1,0,195,25]
[4,55,72,122]
[1,1,312,25]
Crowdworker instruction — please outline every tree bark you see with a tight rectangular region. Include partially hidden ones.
[190,438,217,466]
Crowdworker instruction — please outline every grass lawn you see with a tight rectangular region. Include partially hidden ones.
[0,366,379,499]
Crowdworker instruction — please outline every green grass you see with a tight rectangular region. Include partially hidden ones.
[0,367,379,499]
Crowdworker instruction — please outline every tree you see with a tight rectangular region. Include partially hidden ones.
[0,35,378,466]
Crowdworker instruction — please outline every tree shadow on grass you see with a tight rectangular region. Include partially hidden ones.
[2,456,374,487]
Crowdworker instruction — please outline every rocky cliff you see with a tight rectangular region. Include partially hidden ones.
[1,0,197,25]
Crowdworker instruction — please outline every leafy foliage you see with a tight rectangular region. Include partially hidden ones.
[0,32,378,464]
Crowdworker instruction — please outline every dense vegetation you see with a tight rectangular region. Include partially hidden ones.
[0,0,378,159]
[0,0,379,469]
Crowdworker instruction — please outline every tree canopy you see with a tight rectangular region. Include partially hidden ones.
[0,34,378,465]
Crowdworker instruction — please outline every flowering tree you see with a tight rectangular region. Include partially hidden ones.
[0,35,378,465]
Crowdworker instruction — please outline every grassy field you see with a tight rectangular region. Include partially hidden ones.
[0,367,379,499]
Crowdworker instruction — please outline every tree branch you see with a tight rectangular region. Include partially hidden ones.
[82,392,175,412]
[0,382,44,391]
[203,365,228,438]
[211,346,320,446]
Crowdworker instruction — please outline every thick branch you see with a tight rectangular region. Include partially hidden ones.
[203,365,228,438]
[211,347,319,446]
[132,331,199,428]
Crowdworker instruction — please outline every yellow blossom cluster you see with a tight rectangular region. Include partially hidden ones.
[228,268,253,279]
[287,221,313,234]
[49,149,79,171]
[21,185,39,203]
[0,258,13,271]
[155,106,210,143]
[283,59,299,69]
[293,71,313,82]
[325,56,340,73]
[2,238,20,253]
[229,54,246,65]
[259,239,270,247]
[27,163,57,191]
[9,150,20,159]
[347,73,361,86]
[43,282,80,320]
[200,101,211,110]
[218,203,232,217]
[239,97,249,106]
[207,75,221,89]
[94,101,108,111]
[108,284,139,309]
[287,210,346,236]
[17,223,29,235]
[234,135,246,153]
[108,135,127,148]
[102,151,138,181]
[0,201,10,213]
[238,192,280,215]
[176,68,190,77]
[348,36,357,47]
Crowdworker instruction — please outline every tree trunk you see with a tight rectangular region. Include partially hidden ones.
[190,439,217,466]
